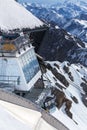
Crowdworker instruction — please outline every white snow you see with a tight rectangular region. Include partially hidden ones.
[74,19,87,28]
[45,61,87,130]
[65,35,69,40]
[52,107,79,130]
[0,100,57,130]
[0,100,33,130]
[0,0,44,32]
[55,25,60,29]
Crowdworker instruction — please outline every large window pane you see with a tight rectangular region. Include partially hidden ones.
[19,48,40,83]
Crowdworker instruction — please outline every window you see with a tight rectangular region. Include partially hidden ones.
[19,48,40,83]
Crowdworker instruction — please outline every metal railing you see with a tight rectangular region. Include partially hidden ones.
[0,75,20,87]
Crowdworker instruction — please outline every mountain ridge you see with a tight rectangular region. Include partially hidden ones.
[22,1,87,43]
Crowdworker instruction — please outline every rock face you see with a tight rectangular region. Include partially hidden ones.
[52,68,69,87]
[63,65,69,73]
[52,88,72,119]
[37,28,87,67]
[80,82,87,94]
[46,63,69,87]
[23,2,87,67]
[82,95,87,107]
[71,96,78,104]
[52,88,65,109]
[39,28,80,61]
[63,65,74,81]
[65,99,72,119]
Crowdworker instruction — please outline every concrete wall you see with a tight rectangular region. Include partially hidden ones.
[0,89,69,130]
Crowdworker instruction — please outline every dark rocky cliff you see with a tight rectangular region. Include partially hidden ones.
[36,27,87,66]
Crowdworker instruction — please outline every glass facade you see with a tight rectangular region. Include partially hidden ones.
[19,48,40,83]
[0,58,21,85]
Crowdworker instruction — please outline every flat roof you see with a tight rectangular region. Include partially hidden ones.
[0,0,44,32]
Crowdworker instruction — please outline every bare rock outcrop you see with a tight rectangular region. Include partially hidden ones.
[64,99,72,119]
[46,63,69,87]
[52,88,72,119]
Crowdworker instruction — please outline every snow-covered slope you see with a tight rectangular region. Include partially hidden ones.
[0,0,43,32]
[42,61,87,130]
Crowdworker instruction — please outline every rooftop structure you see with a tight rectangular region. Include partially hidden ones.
[0,33,41,92]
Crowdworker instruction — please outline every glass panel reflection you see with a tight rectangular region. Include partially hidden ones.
[19,48,40,83]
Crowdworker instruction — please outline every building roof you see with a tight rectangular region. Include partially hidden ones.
[0,0,44,32]
[0,100,57,130]
[0,89,69,130]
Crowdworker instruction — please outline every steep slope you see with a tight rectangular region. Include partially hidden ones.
[22,1,87,43]
[23,2,87,66]
[41,61,87,130]
[37,27,87,67]
[0,0,43,32]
